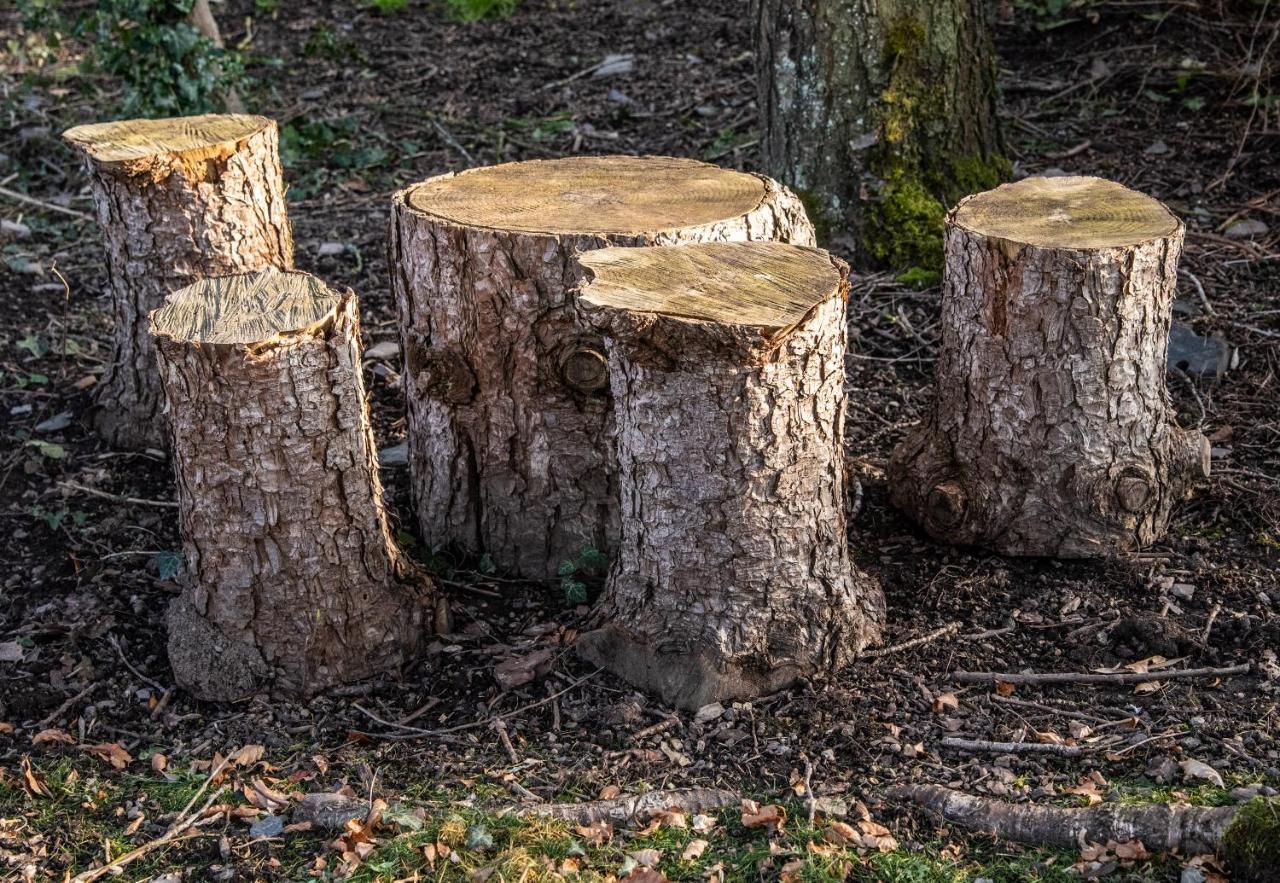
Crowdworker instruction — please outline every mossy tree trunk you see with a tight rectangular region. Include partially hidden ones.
[753,0,1006,269]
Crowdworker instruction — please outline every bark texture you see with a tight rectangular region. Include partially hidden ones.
[753,0,1004,265]
[890,785,1235,855]
[573,242,884,710]
[390,156,814,579]
[151,269,432,701]
[64,114,293,450]
[889,176,1210,557]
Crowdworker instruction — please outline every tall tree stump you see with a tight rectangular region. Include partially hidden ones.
[64,114,293,450]
[151,268,433,701]
[889,176,1210,557]
[571,241,885,709]
[391,155,815,578]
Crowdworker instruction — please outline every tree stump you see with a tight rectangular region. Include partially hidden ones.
[889,176,1210,557]
[571,241,885,709]
[151,268,433,701]
[64,114,293,450]
[391,155,815,578]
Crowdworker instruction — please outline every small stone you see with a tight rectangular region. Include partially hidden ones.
[1144,140,1170,155]
[693,702,724,724]
[1170,583,1196,601]
[1146,754,1178,784]
[1224,218,1268,239]
[249,814,285,838]
[592,54,634,78]
[1231,783,1263,803]
[34,412,73,433]
[316,242,347,256]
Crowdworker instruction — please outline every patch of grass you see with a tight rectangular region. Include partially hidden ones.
[443,0,520,22]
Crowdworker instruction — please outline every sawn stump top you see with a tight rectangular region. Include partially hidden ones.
[577,241,842,334]
[403,155,768,236]
[953,175,1180,250]
[152,268,341,345]
[63,114,272,164]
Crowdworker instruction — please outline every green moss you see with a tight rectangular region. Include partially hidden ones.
[949,152,1012,201]
[896,267,941,289]
[1222,797,1280,882]
[865,171,946,270]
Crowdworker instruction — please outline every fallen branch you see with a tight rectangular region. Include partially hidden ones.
[0,184,94,221]
[952,663,1249,687]
[889,784,1278,880]
[58,481,179,509]
[524,787,739,826]
[941,737,1082,757]
[862,622,959,659]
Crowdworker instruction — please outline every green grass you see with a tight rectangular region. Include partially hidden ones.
[444,0,520,22]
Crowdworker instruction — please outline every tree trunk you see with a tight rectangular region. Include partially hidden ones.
[752,0,1005,268]
[889,176,1210,557]
[390,155,815,579]
[63,114,293,450]
[572,241,885,710]
[151,268,434,701]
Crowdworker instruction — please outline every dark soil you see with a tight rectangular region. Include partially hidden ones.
[1,1,1277,880]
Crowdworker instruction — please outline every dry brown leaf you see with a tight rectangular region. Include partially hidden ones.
[1179,758,1224,787]
[0,722,13,734]
[574,819,612,846]
[124,814,145,836]
[691,813,717,834]
[598,784,621,800]
[629,848,663,868]
[994,680,1016,697]
[1133,680,1163,694]
[682,839,709,861]
[31,728,75,746]
[779,859,805,882]
[740,799,785,832]
[1112,839,1150,861]
[628,870,671,883]
[1035,730,1065,745]
[1065,780,1105,806]
[150,753,168,773]
[856,818,898,851]
[229,744,266,767]
[20,756,51,798]
[84,742,132,770]
[931,692,960,714]
[824,821,858,846]
[806,840,839,856]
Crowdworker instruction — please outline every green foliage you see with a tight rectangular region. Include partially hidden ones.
[20,0,246,116]
[370,0,410,12]
[1222,797,1280,882]
[1016,0,1099,30]
[557,546,607,605]
[865,172,946,270]
[895,267,941,290]
[443,0,519,23]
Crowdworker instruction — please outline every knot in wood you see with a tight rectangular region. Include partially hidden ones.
[926,481,968,531]
[560,346,609,393]
[1114,471,1153,513]
[408,344,475,405]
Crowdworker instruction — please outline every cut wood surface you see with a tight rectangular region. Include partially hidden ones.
[391,155,814,579]
[889,176,1209,557]
[64,113,293,450]
[573,242,884,709]
[151,268,433,701]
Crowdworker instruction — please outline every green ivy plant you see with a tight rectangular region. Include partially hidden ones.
[21,0,246,116]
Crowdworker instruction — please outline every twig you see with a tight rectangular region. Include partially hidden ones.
[1202,602,1223,646]
[109,635,168,694]
[953,663,1250,686]
[989,694,1114,725]
[0,184,94,221]
[494,717,520,764]
[36,682,97,730]
[632,716,679,742]
[863,622,960,659]
[524,787,738,825]
[52,264,72,377]
[58,481,179,509]
[431,118,475,165]
[941,737,1082,757]
[800,754,817,824]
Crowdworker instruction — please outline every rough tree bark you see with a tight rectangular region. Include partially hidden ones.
[752,0,1005,267]
[390,155,815,579]
[892,785,1278,883]
[151,268,434,701]
[572,241,885,709]
[889,176,1210,557]
[63,114,293,450]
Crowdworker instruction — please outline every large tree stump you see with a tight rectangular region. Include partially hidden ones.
[64,114,293,450]
[391,155,815,578]
[151,268,433,701]
[889,176,1210,557]
[571,241,885,709]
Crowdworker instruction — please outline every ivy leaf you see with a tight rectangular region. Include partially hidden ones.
[153,550,183,581]
[25,440,65,459]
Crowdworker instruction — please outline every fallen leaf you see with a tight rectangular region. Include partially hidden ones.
[740,799,785,832]
[824,821,858,845]
[229,744,266,767]
[599,784,621,800]
[629,848,663,868]
[84,742,132,770]
[856,818,898,851]
[21,756,51,798]
[681,838,710,861]
[691,813,717,833]
[124,814,146,835]
[493,648,555,690]
[151,753,168,772]
[931,692,959,714]
[574,819,612,846]
[1133,680,1163,694]
[779,859,805,882]
[994,680,1016,697]
[1179,758,1224,788]
[32,728,75,746]
[1036,730,1066,745]
[1112,839,1150,861]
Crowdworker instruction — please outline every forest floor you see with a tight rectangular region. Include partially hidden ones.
[1,1,1279,881]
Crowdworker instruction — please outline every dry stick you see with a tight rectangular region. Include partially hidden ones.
[632,716,680,742]
[493,717,520,764]
[952,663,1250,686]
[35,682,97,730]
[1202,602,1223,645]
[800,754,817,824]
[58,481,179,509]
[108,634,168,694]
[941,736,1083,757]
[524,787,739,825]
[862,622,960,659]
[0,184,94,221]
[989,694,1115,725]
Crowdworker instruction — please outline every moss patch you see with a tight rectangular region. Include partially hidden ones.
[865,172,946,269]
[1222,796,1280,882]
